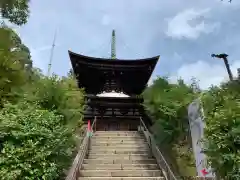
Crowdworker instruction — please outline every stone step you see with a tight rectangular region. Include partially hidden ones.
[84,159,157,164]
[94,134,143,138]
[88,149,151,154]
[79,177,165,180]
[80,170,162,177]
[87,154,153,160]
[93,132,143,137]
[90,142,148,146]
[89,147,150,152]
[90,145,149,149]
[94,131,140,134]
[91,136,145,140]
[81,164,159,170]
[88,152,151,156]
[90,139,146,143]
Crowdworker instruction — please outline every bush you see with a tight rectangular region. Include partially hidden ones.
[0,102,74,179]
[0,26,31,106]
[143,78,196,145]
[0,18,85,179]
[17,74,85,128]
[143,77,197,176]
[202,81,240,179]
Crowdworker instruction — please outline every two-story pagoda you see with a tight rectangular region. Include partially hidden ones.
[68,32,159,131]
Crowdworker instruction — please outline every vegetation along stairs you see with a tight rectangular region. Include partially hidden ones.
[79,131,164,180]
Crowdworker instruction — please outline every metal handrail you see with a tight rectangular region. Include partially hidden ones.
[65,116,97,180]
[139,117,178,180]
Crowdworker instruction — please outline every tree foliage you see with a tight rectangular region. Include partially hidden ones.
[0,25,32,106]
[0,23,85,179]
[0,70,85,179]
[20,74,85,128]
[202,81,240,179]
[0,0,30,25]
[144,77,240,178]
[143,77,196,145]
[143,77,197,175]
[0,102,74,179]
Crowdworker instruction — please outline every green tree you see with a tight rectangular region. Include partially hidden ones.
[0,102,74,179]
[143,77,197,176]
[0,72,86,179]
[0,1,87,178]
[0,25,32,106]
[19,75,85,126]
[144,77,196,145]
[202,81,240,179]
[0,0,30,25]
[0,26,32,69]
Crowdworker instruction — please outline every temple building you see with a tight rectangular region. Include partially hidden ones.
[68,31,159,131]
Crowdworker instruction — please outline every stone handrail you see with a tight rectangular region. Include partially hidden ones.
[65,117,97,180]
[139,117,178,180]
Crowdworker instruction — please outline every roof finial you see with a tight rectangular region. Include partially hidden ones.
[111,30,116,59]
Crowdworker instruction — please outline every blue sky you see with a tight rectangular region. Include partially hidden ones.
[8,0,240,89]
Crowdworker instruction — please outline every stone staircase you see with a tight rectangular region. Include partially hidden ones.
[79,131,164,180]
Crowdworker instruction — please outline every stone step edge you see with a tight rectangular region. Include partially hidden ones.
[87,156,153,159]
[84,160,156,162]
[88,148,151,153]
[90,140,146,142]
[88,150,150,151]
[91,141,146,143]
[90,142,148,147]
[89,146,149,147]
[79,177,164,179]
[93,134,143,135]
[84,158,156,160]
[80,170,161,172]
[93,136,144,137]
[94,131,139,132]
[89,147,149,149]
[81,167,160,170]
[81,164,159,169]
[82,163,158,165]
[87,154,151,156]
[91,137,145,138]
[88,152,151,154]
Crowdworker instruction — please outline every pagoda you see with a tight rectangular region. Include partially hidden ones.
[69,30,159,131]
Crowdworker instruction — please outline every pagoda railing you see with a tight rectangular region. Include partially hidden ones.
[139,117,178,180]
[65,117,97,180]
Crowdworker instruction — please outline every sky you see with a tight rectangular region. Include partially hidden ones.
[8,0,240,89]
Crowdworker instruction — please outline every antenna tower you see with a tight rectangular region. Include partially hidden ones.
[47,29,57,76]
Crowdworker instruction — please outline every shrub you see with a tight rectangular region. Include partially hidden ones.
[202,81,240,179]
[18,74,85,128]
[143,77,197,176]
[0,102,74,179]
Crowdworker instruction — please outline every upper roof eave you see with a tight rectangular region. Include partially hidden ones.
[68,50,160,65]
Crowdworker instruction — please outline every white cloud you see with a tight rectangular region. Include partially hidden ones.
[166,8,219,40]
[170,60,240,89]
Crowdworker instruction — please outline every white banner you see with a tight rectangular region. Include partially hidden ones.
[188,99,215,177]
